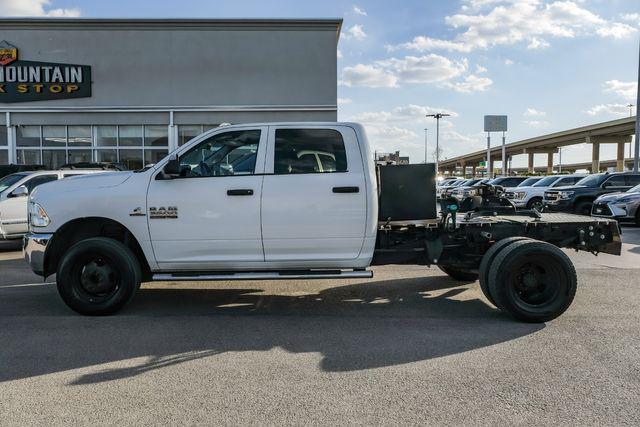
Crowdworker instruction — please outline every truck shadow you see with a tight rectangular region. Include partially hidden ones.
[0,274,545,385]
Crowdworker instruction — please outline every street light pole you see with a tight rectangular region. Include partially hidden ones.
[629,104,635,162]
[634,39,640,173]
[424,128,428,164]
[426,113,450,175]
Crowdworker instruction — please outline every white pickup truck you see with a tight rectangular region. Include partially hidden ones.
[24,122,622,322]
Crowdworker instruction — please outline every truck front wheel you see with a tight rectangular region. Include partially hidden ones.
[56,237,142,315]
[575,201,592,216]
[437,265,479,282]
[488,240,577,323]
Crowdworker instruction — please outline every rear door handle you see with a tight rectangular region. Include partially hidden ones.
[333,186,359,194]
[227,189,254,196]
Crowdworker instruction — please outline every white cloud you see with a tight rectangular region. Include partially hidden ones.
[504,59,514,65]
[341,54,491,93]
[621,13,640,26]
[343,24,367,41]
[350,105,458,124]
[353,5,367,16]
[443,74,493,93]
[527,37,550,49]
[524,120,550,127]
[0,0,80,17]
[389,0,636,53]
[603,80,637,101]
[585,103,630,117]
[596,22,637,39]
[337,49,343,59]
[337,98,352,105]
[340,64,398,88]
[524,108,546,117]
[475,64,488,73]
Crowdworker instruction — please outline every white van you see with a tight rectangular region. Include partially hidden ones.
[0,169,107,239]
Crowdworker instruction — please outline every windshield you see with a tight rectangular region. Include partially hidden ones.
[0,173,28,194]
[628,184,640,193]
[575,174,605,187]
[518,177,541,187]
[532,176,561,187]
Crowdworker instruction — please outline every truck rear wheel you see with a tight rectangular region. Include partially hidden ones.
[437,265,479,282]
[488,240,577,323]
[56,237,142,315]
[478,237,531,307]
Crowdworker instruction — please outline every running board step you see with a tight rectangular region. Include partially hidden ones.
[152,270,373,282]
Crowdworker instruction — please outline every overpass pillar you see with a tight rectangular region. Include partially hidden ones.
[489,158,495,178]
[591,140,600,173]
[472,165,476,177]
[617,142,625,171]
[461,161,467,178]
[547,152,554,174]
[528,153,534,174]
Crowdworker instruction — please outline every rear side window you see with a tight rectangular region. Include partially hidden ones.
[604,175,626,187]
[555,177,582,186]
[626,175,640,186]
[274,129,347,174]
[25,174,58,191]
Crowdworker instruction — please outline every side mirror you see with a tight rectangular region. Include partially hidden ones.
[163,154,180,177]
[9,185,29,198]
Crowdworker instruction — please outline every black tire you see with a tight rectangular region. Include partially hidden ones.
[437,265,479,282]
[526,197,543,211]
[478,237,532,307]
[56,237,142,315]
[575,201,592,216]
[488,240,577,323]
[635,209,640,227]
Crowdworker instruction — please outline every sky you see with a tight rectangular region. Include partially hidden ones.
[1,0,639,167]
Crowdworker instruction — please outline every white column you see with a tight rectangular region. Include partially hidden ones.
[168,110,178,152]
[6,112,16,164]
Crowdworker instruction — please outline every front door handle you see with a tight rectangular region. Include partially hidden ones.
[227,189,254,196]
[333,186,359,194]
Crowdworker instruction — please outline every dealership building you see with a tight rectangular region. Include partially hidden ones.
[0,18,341,169]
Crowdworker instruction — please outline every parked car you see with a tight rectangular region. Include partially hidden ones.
[450,178,490,200]
[60,162,128,171]
[504,174,585,210]
[543,172,640,215]
[591,183,640,225]
[486,176,530,188]
[516,176,544,187]
[0,169,108,240]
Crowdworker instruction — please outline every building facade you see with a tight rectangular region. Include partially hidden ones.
[0,18,341,169]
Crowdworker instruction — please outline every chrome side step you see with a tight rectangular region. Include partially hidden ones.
[152,269,373,282]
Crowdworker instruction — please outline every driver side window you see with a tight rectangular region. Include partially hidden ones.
[179,130,261,177]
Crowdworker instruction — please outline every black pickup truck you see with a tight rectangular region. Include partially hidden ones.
[543,172,640,215]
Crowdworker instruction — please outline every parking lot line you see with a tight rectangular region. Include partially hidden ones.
[0,282,55,289]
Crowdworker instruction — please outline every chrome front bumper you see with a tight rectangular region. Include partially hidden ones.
[23,232,53,276]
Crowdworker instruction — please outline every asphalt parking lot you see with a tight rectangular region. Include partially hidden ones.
[1,227,639,425]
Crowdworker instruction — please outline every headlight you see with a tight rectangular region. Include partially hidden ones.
[29,201,50,227]
[514,192,527,200]
[558,191,574,200]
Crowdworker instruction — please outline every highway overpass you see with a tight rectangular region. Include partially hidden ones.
[439,116,636,176]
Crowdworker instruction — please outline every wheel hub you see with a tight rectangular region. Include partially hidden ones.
[80,259,116,295]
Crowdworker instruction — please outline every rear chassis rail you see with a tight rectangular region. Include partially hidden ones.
[373,211,622,271]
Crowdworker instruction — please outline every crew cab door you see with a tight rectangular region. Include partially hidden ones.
[261,125,367,261]
[0,173,58,237]
[147,126,267,269]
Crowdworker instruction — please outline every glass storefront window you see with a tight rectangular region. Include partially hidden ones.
[95,126,117,146]
[68,126,92,147]
[119,125,143,146]
[0,150,7,164]
[42,126,66,147]
[178,125,201,146]
[120,149,143,170]
[42,150,67,169]
[0,127,7,146]
[95,149,118,163]
[144,125,168,147]
[17,126,41,147]
[144,149,168,165]
[67,150,92,165]
[17,149,41,164]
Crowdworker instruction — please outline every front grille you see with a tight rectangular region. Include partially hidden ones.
[592,203,612,216]
[505,192,515,199]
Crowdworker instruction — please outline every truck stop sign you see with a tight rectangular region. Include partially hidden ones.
[484,115,508,132]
